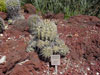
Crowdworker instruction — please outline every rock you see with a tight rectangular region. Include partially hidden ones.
[4,50,29,73]
[13,19,29,32]
[43,12,54,19]
[24,52,42,71]
[43,12,64,19]
[23,4,36,14]
[7,65,31,75]
[0,12,7,20]
[54,13,64,19]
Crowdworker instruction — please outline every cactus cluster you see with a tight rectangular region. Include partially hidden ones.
[6,0,24,20]
[28,15,57,41]
[26,15,69,61]
[0,17,5,33]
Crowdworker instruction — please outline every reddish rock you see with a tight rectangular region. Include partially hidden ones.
[43,12,64,19]
[13,19,29,32]
[43,12,54,19]
[23,4,36,14]
[54,13,64,19]
[4,50,29,72]
[25,52,42,70]
[0,12,7,20]
[7,65,31,75]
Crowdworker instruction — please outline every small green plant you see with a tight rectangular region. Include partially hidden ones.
[27,15,42,35]
[0,17,5,33]
[0,0,6,12]
[6,0,24,20]
[40,46,53,60]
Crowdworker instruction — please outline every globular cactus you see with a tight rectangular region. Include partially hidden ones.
[0,17,5,33]
[27,15,42,35]
[55,38,69,56]
[40,46,53,60]
[6,0,24,20]
[0,0,6,12]
[36,40,50,49]
[52,45,60,54]
[36,40,45,49]
[58,44,69,56]
[28,15,57,41]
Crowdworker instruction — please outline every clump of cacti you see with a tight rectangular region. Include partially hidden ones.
[28,15,57,41]
[26,15,69,62]
[0,17,5,33]
[6,0,24,20]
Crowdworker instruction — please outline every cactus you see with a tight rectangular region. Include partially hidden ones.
[0,0,6,12]
[28,16,57,41]
[26,40,37,52]
[26,15,70,61]
[27,15,42,35]
[36,40,50,49]
[36,40,45,49]
[6,0,24,20]
[59,44,69,56]
[52,45,60,54]
[0,17,5,33]
[55,38,69,56]
[40,46,53,60]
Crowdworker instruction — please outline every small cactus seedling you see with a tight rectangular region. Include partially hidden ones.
[6,0,24,20]
[0,17,5,33]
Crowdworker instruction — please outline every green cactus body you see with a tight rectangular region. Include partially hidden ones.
[52,46,60,54]
[26,40,36,52]
[28,16,57,41]
[36,40,45,49]
[28,15,42,35]
[0,17,5,33]
[59,44,69,56]
[54,38,69,56]
[36,40,50,49]
[0,0,6,12]
[6,0,24,20]
[40,46,53,59]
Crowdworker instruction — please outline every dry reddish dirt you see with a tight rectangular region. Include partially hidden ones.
[0,14,100,75]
